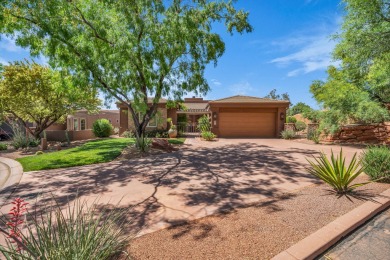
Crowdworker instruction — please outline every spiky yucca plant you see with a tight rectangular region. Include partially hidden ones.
[306,149,369,194]
[0,197,130,260]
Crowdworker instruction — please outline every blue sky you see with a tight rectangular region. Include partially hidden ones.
[0,0,343,109]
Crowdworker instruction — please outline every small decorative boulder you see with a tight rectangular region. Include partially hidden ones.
[151,138,177,152]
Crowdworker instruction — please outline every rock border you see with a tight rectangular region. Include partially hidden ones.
[272,188,390,260]
[0,157,24,207]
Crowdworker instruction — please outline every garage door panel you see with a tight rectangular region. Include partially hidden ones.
[219,112,276,137]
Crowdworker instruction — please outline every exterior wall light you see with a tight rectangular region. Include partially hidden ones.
[280,112,285,121]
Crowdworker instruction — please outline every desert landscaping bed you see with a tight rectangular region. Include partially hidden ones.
[129,176,390,259]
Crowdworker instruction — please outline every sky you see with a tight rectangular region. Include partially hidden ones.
[0,0,344,109]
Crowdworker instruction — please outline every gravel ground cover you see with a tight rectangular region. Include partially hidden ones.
[129,177,390,259]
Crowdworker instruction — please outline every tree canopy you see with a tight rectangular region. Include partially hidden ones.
[310,0,390,132]
[0,61,100,138]
[0,0,252,148]
[264,89,290,102]
[287,102,312,116]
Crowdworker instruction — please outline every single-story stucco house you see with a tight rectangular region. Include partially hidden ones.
[44,110,120,141]
[118,95,289,138]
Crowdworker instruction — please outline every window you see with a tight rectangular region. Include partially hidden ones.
[73,118,79,131]
[80,119,86,130]
[138,112,158,127]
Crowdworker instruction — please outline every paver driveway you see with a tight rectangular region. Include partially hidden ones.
[0,138,363,237]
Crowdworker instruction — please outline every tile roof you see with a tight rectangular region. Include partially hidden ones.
[209,95,290,103]
[178,102,209,113]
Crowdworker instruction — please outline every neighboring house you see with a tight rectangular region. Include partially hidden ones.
[44,110,120,141]
[118,95,289,138]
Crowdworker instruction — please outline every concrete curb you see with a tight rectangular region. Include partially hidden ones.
[0,157,24,207]
[272,188,390,260]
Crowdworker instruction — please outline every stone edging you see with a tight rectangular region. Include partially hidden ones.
[0,157,24,207]
[272,188,390,260]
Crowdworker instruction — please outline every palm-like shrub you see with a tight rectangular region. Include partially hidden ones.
[92,119,113,138]
[306,150,368,194]
[0,198,129,259]
[361,146,390,181]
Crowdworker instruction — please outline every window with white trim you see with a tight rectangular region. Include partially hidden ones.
[73,118,79,131]
[80,118,86,130]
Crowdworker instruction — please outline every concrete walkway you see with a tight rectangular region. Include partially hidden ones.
[0,157,23,207]
[0,138,363,237]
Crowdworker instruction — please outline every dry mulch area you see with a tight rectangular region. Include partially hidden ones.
[129,177,390,260]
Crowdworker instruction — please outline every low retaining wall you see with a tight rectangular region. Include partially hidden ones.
[45,130,95,142]
[323,123,390,144]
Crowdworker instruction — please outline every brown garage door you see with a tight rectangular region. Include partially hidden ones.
[219,111,276,138]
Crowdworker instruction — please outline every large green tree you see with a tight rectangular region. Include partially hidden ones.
[0,61,100,138]
[0,0,252,150]
[310,0,390,132]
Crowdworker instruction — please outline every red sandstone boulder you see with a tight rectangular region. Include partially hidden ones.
[151,138,178,152]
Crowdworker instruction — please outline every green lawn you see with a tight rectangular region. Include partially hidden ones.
[168,138,186,145]
[17,137,186,172]
[17,138,135,172]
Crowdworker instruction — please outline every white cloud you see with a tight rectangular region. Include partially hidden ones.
[269,15,342,77]
[0,35,23,53]
[270,32,339,77]
[0,57,9,65]
[229,81,253,95]
[210,78,221,86]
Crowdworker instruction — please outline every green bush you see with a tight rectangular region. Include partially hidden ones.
[0,197,129,259]
[35,151,44,155]
[306,149,368,194]
[307,128,321,144]
[361,146,390,181]
[92,119,113,138]
[134,135,152,152]
[198,115,211,132]
[286,116,297,123]
[295,121,307,132]
[281,129,296,139]
[146,129,168,138]
[0,143,7,150]
[201,131,216,141]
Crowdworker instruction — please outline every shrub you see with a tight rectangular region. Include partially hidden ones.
[0,197,129,259]
[122,130,134,138]
[201,131,216,141]
[0,143,7,151]
[361,146,390,181]
[198,115,211,132]
[281,129,296,139]
[134,135,152,152]
[306,149,368,194]
[286,116,297,123]
[308,129,321,144]
[92,119,113,138]
[35,151,44,155]
[145,129,168,138]
[295,121,307,132]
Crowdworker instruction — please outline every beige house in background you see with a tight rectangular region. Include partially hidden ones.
[45,110,120,141]
[118,95,289,138]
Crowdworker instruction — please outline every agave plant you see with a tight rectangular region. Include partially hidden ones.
[306,149,369,194]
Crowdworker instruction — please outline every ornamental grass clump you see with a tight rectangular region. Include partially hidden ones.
[361,146,390,182]
[306,149,369,194]
[0,197,130,260]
